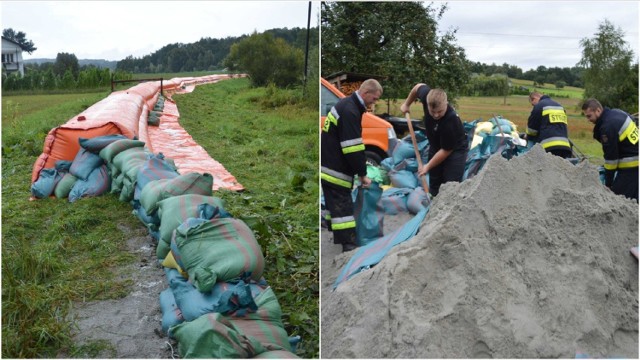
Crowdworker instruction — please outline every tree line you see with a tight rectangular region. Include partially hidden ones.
[115,27,318,74]
[2,52,132,92]
[321,2,638,113]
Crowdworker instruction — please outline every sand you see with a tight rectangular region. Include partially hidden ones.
[321,145,639,358]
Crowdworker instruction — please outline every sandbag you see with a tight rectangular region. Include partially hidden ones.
[406,186,430,214]
[79,134,128,153]
[253,350,300,359]
[69,148,104,181]
[131,201,161,230]
[379,187,412,215]
[388,169,419,189]
[30,168,62,199]
[54,172,78,199]
[139,172,213,215]
[167,265,266,321]
[134,153,179,200]
[173,217,265,292]
[155,194,228,259]
[159,288,184,336]
[99,139,145,163]
[353,183,384,246]
[68,164,110,202]
[170,287,291,358]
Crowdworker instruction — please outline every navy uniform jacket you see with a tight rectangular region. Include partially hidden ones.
[526,95,571,153]
[416,85,467,157]
[321,92,367,189]
[593,107,639,186]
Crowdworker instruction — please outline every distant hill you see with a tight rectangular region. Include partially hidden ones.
[24,58,117,70]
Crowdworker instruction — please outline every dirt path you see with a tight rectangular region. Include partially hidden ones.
[66,228,175,358]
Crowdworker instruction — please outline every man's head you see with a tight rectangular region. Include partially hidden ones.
[529,91,542,106]
[427,88,448,120]
[358,79,383,108]
[581,98,603,124]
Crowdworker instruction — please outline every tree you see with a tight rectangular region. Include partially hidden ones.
[223,31,303,88]
[2,28,37,54]
[321,2,469,101]
[578,19,638,113]
[53,52,79,79]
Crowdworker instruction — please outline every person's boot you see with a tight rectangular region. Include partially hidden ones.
[342,242,357,252]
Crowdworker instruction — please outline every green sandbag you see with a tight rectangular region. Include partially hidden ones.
[174,217,265,292]
[139,172,213,215]
[99,139,145,163]
[156,194,227,259]
[171,312,270,358]
[170,287,291,358]
[54,173,77,198]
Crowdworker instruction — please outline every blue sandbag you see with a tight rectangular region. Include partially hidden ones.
[160,288,184,335]
[68,165,110,202]
[353,182,384,246]
[79,134,128,153]
[69,148,105,181]
[388,169,419,189]
[379,188,412,215]
[31,168,62,199]
[407,187,430,214]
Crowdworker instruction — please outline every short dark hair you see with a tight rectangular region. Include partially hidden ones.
[581,98,602,112]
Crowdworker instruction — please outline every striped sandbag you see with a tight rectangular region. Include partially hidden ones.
[253,350,300,358]
[155,194,228,259]
[171,312,271,358]
[167,263,267,321]
[99,139,145,163]
[68,164,110,203]
[379,187,412,215]
[134,154,179,200]
[170,287,291,358]
[173,217,265,292]
[139,172,213,215]
[79,134,128,153]
[69,148,104,181]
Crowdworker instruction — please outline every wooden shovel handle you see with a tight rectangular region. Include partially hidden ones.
[405,112,429,194]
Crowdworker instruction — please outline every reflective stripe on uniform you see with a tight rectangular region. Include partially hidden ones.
[618,156,639,169]
[341,137,365,154]
[604,159,619,170]
[321,166,353,188]
[526,127,539,136]
[540,136,571,149]
[542,106,568,124]
[618,116,638,144]
[331,215,356,230]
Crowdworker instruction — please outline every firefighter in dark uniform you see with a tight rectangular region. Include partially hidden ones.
[526,91,573,158]
[401,85,468,197]
[321,79,382,252]
[582,98,638,202]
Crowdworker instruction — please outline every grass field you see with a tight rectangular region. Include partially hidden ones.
[1,78,319,358]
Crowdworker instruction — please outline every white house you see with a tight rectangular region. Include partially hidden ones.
[2,36,25,76]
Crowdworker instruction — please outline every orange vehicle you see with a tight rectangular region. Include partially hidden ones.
[320,77,398,165]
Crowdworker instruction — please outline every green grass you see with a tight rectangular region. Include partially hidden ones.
[1,78,319,358]
[510,78,584,99]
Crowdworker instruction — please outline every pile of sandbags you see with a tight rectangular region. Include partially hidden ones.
[32,133,300,358]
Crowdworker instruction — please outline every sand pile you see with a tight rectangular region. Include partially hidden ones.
[321,145,638,358]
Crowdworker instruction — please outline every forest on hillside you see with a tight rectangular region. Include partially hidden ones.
[115,27,319,73]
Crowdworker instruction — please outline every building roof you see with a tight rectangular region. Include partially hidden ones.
[1,36,25,50]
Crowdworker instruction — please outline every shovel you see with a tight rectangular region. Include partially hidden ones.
[405,112,431,204]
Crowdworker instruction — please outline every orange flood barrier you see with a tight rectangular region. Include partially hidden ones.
[31,74,245,192]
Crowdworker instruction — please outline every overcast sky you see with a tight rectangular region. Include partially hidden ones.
[1,1,320,61]
[437,1,639,71]
[1,1,638,72]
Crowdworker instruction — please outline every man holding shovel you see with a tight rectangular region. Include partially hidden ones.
[401,85,468,197]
